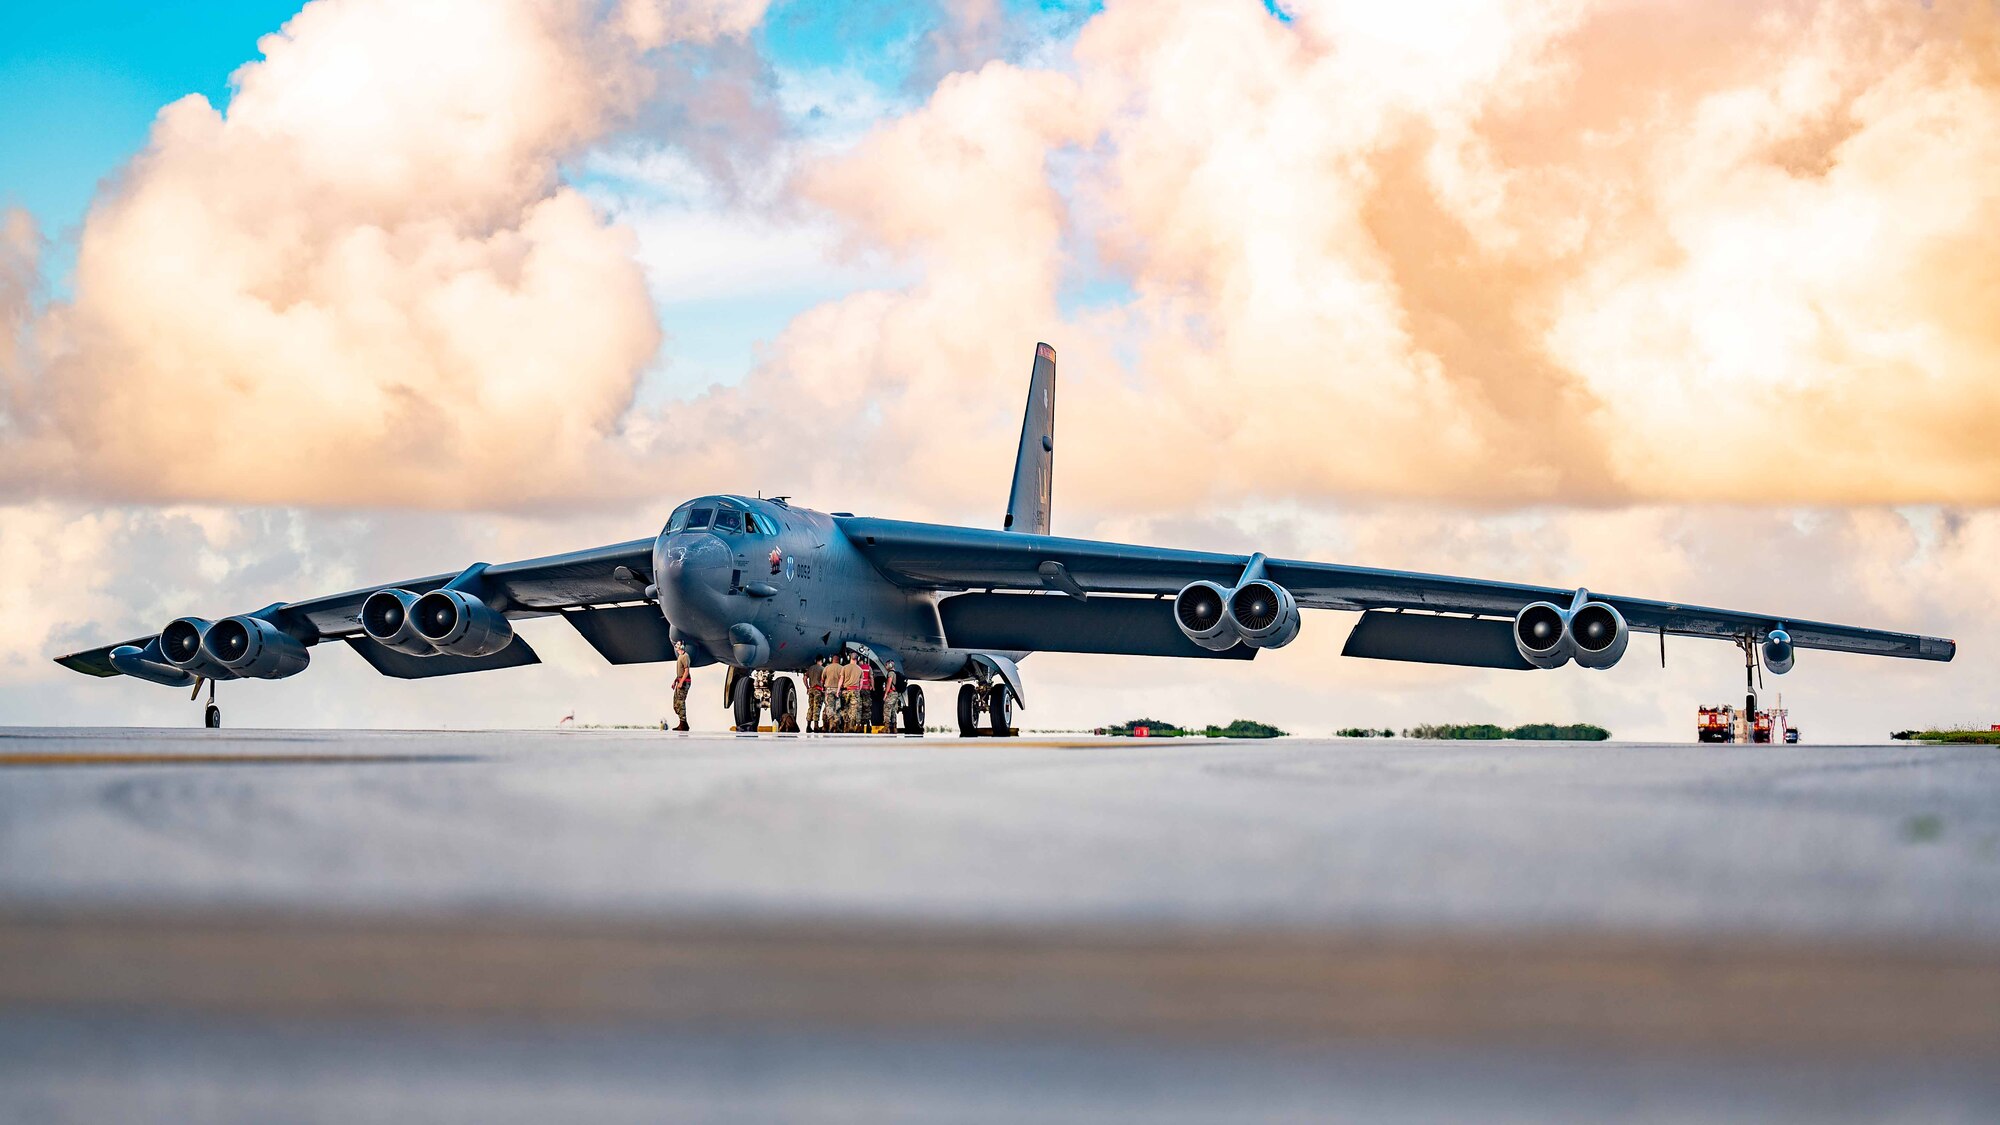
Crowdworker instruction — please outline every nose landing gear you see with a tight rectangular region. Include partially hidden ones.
[731,669,799,733]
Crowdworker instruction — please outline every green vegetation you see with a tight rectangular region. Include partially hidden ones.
[1098,718,1190,737]
[1894,729,2000,745]
[1336,727,1397,738]
[1201,720,1288,739]
[1402,722,1611,741]
[1097,718,1287,738]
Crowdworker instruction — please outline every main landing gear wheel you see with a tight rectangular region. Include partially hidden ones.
[957,683,980,738]
[902,685,925,735]
[987,684,1013,737]
[770,675,798,732]
[204,704,221,729]
[732,675,759,732]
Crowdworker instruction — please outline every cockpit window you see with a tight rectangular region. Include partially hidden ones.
[686,508,713,530]
[746,513,775,535]
[667,505,692,532]
[714,509,743,533]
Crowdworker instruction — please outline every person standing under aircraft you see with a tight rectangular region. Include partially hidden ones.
[804,657,825,734]
[671,641,692,732]
[851,657,874,733]
[821,655,847,732]
[882,662,902,734]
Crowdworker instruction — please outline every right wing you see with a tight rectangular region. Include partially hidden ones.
[839,518,1955,664]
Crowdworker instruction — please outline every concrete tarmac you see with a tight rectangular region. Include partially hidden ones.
[2,727,1998,1121]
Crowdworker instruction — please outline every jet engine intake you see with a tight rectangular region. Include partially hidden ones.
[1226,579,1301,650]
[203,615,310,680]
[411,589,514,657]
[160,617,238,679]
[1761,629,1795,675]
[1174,581,1237,651]
[1569,601,1628,670]
[1513,602,1573,669]
[361,588,436,656]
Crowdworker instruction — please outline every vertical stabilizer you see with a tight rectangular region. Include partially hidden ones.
[1004,343,1057,535]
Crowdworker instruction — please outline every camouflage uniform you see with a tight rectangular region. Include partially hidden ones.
[804,660,825,733]
[671,645,691,731]
[882,668,902,733]
[823,660,849,732]
[848,660,874,732]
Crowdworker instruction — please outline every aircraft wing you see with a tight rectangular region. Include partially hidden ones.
[54,538,660,680]
[838,518,1955,662]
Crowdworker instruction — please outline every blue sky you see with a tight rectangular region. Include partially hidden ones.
[0,0,1103,242]
[0,1,304,240]
[0,0,1114,371]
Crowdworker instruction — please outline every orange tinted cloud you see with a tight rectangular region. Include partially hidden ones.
[7,0,1998,514]
[746,0,2000,511]
[4,0,764,509]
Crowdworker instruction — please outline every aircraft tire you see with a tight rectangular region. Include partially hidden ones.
[903,685,925,735]
[957,683,979,737]
[770,675,797,731]
[204,704,221,729]
[987,684,1012,737]
[732,675,758,732]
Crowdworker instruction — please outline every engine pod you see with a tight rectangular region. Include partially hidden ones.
[203,616,311,680]
[1513,602,1573,669]
[1174,581,1237,651]
[1570,602,1628,670]
[159,617,239,680]
[1226,580,1300,650]
[411,589,515,658]
[362,588,437,656]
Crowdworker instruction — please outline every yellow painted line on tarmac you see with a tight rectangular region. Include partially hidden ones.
[0,752,468,768]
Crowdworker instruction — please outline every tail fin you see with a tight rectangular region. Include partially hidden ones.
[1004,342,1057,535]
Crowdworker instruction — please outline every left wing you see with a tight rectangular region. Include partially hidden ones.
[55,538,663,683]
[839,518,1956,663]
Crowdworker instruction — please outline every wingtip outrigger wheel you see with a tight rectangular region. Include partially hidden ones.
[201,678,220,729]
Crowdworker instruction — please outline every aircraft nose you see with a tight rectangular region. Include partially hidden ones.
[656,533,735,627]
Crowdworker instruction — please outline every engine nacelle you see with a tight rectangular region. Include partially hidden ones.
[411,589,514,657]
[1174,581,1238,651]
[1513,602,1573,669]
[159,617,239,680]
[1226,580,1301,650]
[1761,629,1795,675]
[361,588,437,656]
[1569,601,1629,670]
[203,615,310,680]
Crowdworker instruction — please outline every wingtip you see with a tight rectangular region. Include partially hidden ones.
[1035,342,1056,362]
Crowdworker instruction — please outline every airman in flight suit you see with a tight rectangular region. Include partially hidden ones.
[822,654,849,732]
[881,663,902,734]
[671,642,691,732]
[804,658,825,733]
[849,657,874,732]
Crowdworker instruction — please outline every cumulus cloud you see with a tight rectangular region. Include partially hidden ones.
[0,209,37,430]
[717,0,2000,512]
[3,0,766,509]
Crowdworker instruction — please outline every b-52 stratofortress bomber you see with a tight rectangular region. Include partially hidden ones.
[56,343,1955,732]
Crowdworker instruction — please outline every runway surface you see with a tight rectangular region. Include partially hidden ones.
[3,728,1998,1121]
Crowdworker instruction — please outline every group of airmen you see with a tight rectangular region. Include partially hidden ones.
[804,652,903,733]
[666,640,904,734]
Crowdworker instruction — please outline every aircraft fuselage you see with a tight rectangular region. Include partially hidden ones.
[651,494,1008,681]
